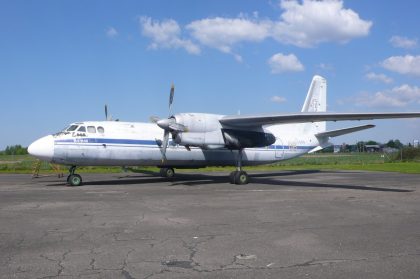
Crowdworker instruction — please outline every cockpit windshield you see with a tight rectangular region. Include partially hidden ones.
[67,125,79,131]
[53,124,80,136]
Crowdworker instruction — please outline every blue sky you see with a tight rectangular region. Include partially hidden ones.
[1,0,420,149]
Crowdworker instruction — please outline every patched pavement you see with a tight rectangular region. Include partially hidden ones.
[1,170,420,278]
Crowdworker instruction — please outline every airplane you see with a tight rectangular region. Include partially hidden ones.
[28,75,420,186]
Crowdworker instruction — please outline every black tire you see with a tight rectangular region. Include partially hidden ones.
[159,168,166,177]
[229,171,236,184]
[235,171,249,185]
[68,174,82,186]
[165,168,175,178]
[160,167,175,178]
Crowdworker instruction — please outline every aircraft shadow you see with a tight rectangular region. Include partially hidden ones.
[254,177,412,192]
[170,172,412,193]
[45,170,413,193]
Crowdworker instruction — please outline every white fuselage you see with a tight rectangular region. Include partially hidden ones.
[30,119,321,168]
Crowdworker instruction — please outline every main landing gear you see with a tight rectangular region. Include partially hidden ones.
[229,149,250,185]
[67,166,82,186]
[159,167,175,178]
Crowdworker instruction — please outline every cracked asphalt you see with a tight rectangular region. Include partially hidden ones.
[1,170,420,278]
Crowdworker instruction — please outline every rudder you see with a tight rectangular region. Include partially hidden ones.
[301,75,327,133]
[301,75,327,113]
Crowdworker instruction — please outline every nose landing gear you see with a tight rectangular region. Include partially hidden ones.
[67,166,82,186]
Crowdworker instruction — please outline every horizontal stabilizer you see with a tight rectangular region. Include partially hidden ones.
[315,124,375,138]
[308,146,324,153]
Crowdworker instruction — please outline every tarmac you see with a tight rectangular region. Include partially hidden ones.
[0,170,420,279]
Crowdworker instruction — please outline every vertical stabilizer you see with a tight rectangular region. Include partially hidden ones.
[301,75,327,133]
[301,75,327,113]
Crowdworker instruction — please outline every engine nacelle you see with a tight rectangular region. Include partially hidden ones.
[170,113,275,149]
[173,113,222,133]
[174,130,225,149]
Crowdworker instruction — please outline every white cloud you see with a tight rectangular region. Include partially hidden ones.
[354,84,420,108]
[365,72,393,84]
[389,36,417,49]
[187,17,270,52]
[268,53,304,73]
[271,0,372,47]
[106,27,118,38]
[186,17,270,61]
[318,63,334,71]
[139,1,372,59]
[271,96,287,103]
[382,55,420,77]
[139,17,200,55]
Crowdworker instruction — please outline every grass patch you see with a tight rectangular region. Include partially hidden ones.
[1,153,419,175]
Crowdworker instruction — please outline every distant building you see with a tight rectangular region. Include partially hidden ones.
[414,140,419,148]
[364,144,381,152]
[333,145,341,153]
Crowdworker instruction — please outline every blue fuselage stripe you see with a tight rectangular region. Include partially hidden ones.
[54,138,316,150]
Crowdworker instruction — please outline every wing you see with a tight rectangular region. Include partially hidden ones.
[219,112,420,128]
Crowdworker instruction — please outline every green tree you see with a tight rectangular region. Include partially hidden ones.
[394,139,403,148]
[356,141,365,152]
[3,145,28,155]
[386,139,403,149]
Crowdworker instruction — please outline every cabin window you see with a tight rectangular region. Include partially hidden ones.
[87,126,96,133]
[97,126,105,133]
[77,126,86,132]
[67,125,79,131]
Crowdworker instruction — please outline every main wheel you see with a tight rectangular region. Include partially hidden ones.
[229,171,236,184]
[235,171,249,185]
[68,174,82,186]
[160,167,175,178]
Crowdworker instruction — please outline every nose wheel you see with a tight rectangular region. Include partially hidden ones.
[67,166,82,186]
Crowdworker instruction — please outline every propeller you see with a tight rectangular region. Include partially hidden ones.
[104,104,119,121]
[105,104,113,121]
[155,83,186,161]
[169,83,174,115]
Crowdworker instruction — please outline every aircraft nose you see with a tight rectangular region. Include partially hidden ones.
[28,135,54,161]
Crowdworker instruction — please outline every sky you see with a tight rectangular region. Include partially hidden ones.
[1,0,420,149]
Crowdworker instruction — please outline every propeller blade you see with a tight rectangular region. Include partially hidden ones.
[105,105,108,121]
[160,130,170,161]
[169,122,187,132]
[169,83,174,116]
